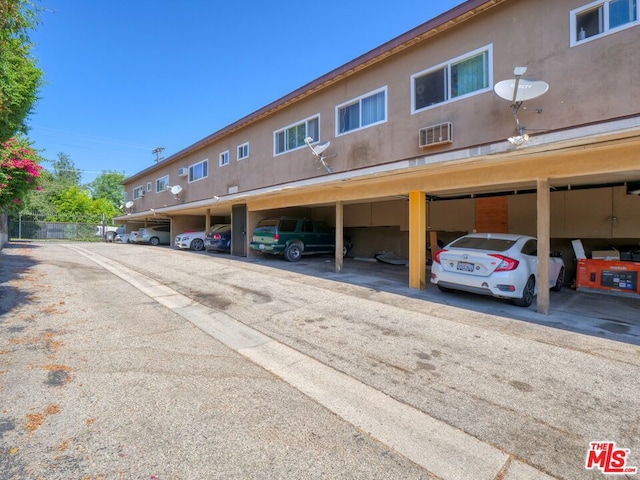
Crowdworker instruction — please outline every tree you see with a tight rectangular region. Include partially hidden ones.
[0,136,42,212]
[88,171,125,210]
[0,0,44,143]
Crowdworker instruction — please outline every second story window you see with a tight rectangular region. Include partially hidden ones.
[571,0,638,46]
[411,45,492,112]
[146,182,152,192]
[133,185,144,200]
[237,142,249,160]
[274,115,319,155]
[189,159,208,183]
[336,87,387,135]
[219,150,229,167]
[156,175,169,192]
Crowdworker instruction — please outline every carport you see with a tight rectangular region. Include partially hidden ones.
[115,118,640,315]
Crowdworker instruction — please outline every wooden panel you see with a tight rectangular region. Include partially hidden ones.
[474,196,508,233]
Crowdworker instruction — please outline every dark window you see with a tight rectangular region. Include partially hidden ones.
[450,237,516,252]
[520,239,537,256]
[279,220,298,232]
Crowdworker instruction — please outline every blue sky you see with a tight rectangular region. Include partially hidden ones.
[27,0,462,183]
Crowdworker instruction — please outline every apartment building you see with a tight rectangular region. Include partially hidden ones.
[118,0,640,313]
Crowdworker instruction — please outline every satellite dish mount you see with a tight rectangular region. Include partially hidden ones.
[304,137,335,174]
[494,67,548,143]
[124,200,135,214]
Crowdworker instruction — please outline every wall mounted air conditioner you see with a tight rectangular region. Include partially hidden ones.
[177,168,188,177]
[419,122,453,148]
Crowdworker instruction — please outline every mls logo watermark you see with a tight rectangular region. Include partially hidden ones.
[585,441,637,475]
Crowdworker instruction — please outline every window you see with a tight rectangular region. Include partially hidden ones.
[146,182,152,192]
[189,159,208,182]
[156,175,169,192]
[237,142,249,160]
[411,46,492,112]
[133,185,144,200]
[336,87,387,135]
[219,150,229,167]
[274,115,319,155]
[571,0,638,45]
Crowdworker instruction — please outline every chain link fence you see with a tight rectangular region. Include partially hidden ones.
[8,211,114,241]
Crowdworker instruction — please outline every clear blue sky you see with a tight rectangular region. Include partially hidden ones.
[28,0,463,183]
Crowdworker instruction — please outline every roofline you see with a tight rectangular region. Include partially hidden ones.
[124,0,505,184]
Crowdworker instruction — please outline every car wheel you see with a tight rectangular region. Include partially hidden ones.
[191,238,204,251]
[514,275,535,307]
[149,237,160,246]
[284,242,303,262]
[551,267,564,292]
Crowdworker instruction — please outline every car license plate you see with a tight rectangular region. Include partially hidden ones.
[457,261,474,272]
[258,244,265,250]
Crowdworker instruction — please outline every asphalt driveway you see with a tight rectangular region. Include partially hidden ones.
[1,241,639,479]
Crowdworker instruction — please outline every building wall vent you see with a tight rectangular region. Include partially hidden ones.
[419,122,453,148]
[177,168,188,177]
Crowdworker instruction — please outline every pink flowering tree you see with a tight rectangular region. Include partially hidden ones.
[0,136,43,212]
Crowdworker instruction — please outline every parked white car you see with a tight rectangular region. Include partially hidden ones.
[430,233,565,307]
[174,231,206,251]
[135,225,171,246]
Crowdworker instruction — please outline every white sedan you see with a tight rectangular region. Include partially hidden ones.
[174,231,206,251]
[430,233,565,307]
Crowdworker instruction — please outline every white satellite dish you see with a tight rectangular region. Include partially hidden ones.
[494,79,549,103]
[304,137,334,174]
[125,201,134,209]
[170,185,183,195]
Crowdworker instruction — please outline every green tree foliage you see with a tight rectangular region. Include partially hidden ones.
[88,170,125,210]
[0,0,44,143]
[0,136,42,211]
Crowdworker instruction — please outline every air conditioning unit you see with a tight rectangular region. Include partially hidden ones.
[419,122,453,148]
[177,168,188,177]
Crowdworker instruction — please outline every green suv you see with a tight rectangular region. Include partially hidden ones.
[250,217,352,262]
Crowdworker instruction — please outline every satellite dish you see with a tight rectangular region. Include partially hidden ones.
[304,137,334,174]
[125,201,134,209]
[494,79,549,103]
[170,185,183,195]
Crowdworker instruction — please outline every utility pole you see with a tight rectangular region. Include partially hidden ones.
[152,147,165,163]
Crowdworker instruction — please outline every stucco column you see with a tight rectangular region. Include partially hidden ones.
[409,190,426,289]
[205,208,211,232]
[335,201,344,273]
[536,178,550,314]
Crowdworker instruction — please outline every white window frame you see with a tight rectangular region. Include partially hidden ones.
[570,0,639,47]
[237,142,249,160]
[146,182,152,192]
[335,86,388,136]
[274,115,320,156]
[133,185,144,200]
[411,44,493,114]
[188,159,208,183]
[156,175,169,192]
[219,150,229,167]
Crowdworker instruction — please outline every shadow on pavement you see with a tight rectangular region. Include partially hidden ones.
[235,253,640,346]
[0,242,40,317]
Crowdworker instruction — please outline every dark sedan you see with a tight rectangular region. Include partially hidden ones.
[204,224,231,253]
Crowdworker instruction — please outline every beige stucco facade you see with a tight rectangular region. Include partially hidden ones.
[118,0,640,312]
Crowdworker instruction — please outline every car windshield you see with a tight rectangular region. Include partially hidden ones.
[449,237,516,252]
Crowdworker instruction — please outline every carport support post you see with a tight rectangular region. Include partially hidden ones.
[409,191,426,289]
[335,201,344,273]
[536,178,551,314]
[205,209,211,233]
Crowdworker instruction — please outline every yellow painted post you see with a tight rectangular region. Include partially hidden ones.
[536,178,550,314]
[335,201,344,273]
[409,190,426,289]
